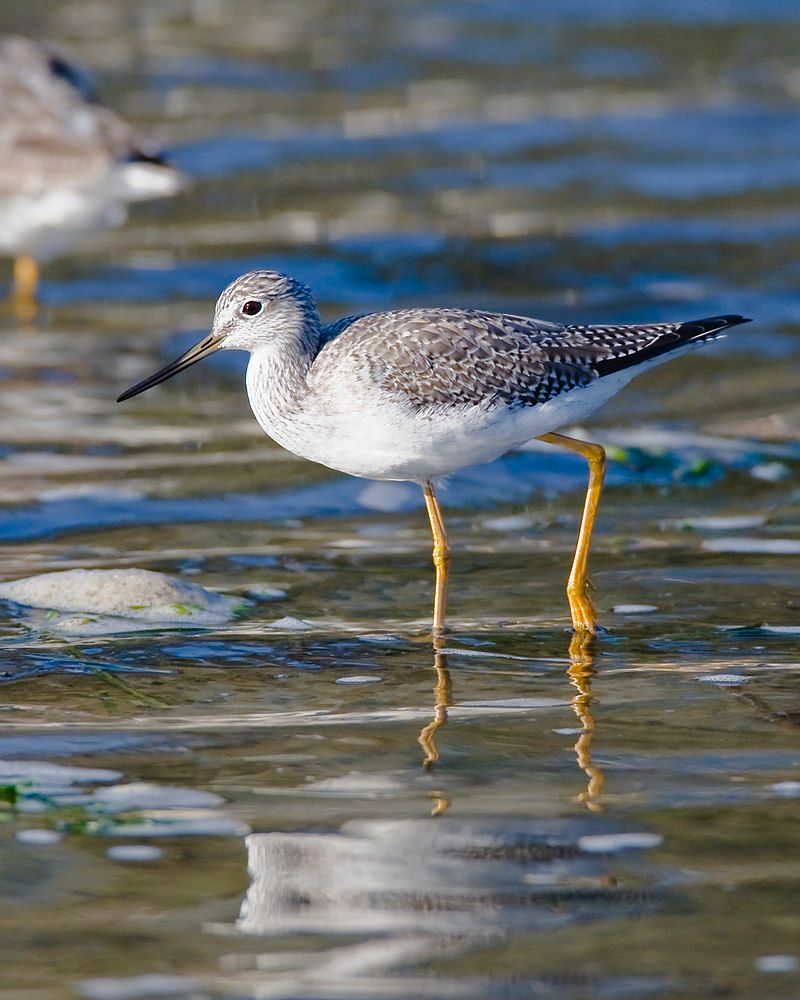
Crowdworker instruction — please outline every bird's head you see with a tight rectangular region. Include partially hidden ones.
[117,270,318,402]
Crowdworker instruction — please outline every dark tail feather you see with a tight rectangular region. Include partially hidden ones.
[595,314,751,377]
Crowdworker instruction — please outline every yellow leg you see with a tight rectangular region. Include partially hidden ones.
[539,432,606,634]
[12,254,38,322]
[422,480,451,635]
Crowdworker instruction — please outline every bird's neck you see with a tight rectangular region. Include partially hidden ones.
[245,312,322,441]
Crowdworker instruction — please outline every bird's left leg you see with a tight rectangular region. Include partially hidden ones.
[422,480,451,636]
[538,432,606,634]
[12,254,39,322]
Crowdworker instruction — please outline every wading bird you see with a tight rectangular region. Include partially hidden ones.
[118,270,749,636]
[0,36,184,319]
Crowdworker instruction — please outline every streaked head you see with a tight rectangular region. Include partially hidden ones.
[117,270,318,402]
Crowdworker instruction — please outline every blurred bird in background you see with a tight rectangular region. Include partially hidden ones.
[0,35,184,320]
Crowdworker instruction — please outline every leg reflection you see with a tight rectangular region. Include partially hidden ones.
[415,636,606,816]
[417,643,453,816]
[567,633,605,812]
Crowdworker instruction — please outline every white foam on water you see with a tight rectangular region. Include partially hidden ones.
[37,485,144,502]
[268,615,312,630]
[328,538,372,549]
[457,697,568,710]
[335,675,383,685]
[481,514,535,532]
[750,462,790,482]
[105,815,250,838]
[766,781,800,798]
[246,584,287,601]
[440,647,543,662]
[77,973,208,1000]
[106,845,164,863]
[357,480,417,513]
[305,771,404,794]
[612,604,658,614]
[0,760,121,786]
[667,515,767,531]
[94,782,225,813]
[0,763,245,843]
[755,955,799,973]
[16,828,63,845]
[578,832,663,853]
[702,538,800,555]
[16,800,49,814]
[696,673,750,686]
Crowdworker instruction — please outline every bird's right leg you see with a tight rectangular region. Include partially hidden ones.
[538,432,607,634]
[12,254,39,322]
[422,480,451,636]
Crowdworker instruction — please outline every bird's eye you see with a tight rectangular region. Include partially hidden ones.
[241,300,263,316]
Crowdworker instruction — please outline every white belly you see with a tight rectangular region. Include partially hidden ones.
[0,164,182,259]
[246,353,640,483]
[0,188,125,259]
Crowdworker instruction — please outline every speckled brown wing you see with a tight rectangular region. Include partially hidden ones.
[313,309,749,411]
[313,308,607,409]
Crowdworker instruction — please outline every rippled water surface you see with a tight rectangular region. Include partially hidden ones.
[1,2,800,998]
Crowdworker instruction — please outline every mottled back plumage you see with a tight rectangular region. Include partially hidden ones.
[312,308,748,411]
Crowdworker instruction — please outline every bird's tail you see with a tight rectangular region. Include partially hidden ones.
[594,314,751,377]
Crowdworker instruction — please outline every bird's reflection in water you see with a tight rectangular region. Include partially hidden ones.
[415,633,605,814]
[229,635,670,998]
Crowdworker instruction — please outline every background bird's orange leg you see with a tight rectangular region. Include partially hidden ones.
[12,253,39,322]
[539,432,606,634]
[422,480,451,635]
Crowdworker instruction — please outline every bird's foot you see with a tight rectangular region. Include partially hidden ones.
[567,580,601,635]
[11,290,37,325]
[12,254,39,324]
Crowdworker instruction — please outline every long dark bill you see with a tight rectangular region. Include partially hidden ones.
[116,333,224,402]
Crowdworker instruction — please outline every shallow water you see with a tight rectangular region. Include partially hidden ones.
[1,2,800,998]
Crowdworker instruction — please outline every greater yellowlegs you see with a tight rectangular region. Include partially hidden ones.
[118,270,750,635]
[0,36,184,318]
